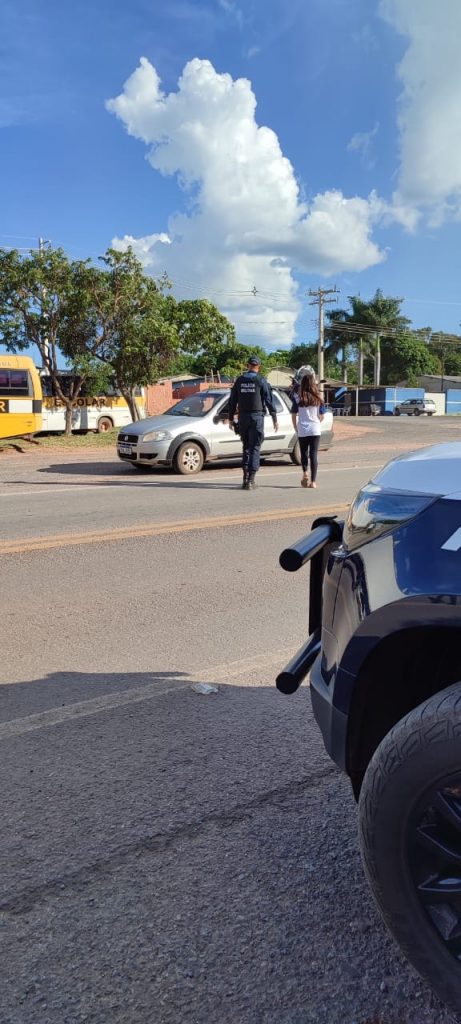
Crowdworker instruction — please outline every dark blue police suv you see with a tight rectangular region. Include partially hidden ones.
[277,441,461,1013]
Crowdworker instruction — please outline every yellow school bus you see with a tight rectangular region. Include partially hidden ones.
[0,355,43,439]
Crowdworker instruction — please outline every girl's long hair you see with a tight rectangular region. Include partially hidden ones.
[298,373,322,407]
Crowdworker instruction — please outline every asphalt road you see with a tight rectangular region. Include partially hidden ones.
[1,417,460,1024]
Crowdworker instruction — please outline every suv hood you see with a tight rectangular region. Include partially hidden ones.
[373,442,461,497]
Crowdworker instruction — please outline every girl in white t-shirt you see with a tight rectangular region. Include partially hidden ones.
[291,373,325,488]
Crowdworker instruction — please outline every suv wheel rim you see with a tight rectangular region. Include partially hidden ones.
[409,774,461,957]
[181,447,200,471]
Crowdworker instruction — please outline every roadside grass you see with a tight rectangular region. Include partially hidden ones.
[0,429,118,453]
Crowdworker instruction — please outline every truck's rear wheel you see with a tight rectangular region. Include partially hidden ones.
[359,683,461,1015]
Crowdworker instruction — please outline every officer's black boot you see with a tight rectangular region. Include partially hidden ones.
[241,472,249,490]
[248,473,257,490]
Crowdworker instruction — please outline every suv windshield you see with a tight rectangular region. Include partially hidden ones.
[166,393,225,418]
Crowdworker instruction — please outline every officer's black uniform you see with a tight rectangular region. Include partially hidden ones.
[228,364,277,489]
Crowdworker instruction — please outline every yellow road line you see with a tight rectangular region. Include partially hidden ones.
[0,503,348,556]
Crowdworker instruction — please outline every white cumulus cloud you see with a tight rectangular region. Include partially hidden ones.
[380,0,461,223]
[107,57,386,348]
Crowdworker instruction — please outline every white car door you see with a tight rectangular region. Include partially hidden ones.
[261,392,294,452]
[209,390,294,457]
[208,397,242,458]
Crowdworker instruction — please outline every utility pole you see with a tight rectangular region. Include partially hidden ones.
[437,334,446,394]
[358,337,364,385]
[374,333,381,386]
[308,286,339,390]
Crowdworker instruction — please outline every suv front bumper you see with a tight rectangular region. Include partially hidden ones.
[309,653,348,770]
[276,517,347,768]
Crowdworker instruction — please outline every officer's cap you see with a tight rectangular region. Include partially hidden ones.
[248,356,261,366]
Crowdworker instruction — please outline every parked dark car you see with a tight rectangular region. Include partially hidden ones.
[277,442,461,1014]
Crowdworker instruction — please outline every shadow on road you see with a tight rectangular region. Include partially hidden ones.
[0,669,191,719]
[35,458,290,478]
[1,670,455,1024]
[22,459,295,489]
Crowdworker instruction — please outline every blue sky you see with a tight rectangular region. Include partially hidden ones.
[2,0,461,350]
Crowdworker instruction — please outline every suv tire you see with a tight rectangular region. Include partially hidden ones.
[359,682,461,1015]
[414,408,421,416]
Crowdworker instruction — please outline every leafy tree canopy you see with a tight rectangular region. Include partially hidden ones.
[381,333,439,385]
[0,246,107,431]
[59,247,179,420]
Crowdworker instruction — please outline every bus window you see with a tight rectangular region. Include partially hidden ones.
[0,368,32,396]
[10,370,31,395]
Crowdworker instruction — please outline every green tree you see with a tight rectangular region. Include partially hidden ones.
[326,290,411,385]
[173,299,236,374]
[60,248,179,422]
[427,332,461,380]
[0,245,103,433]
[264,349,294,371]
[166,353,197,376]
[287,343,318,371]
[187,341,265,378]
[381,333,439,385]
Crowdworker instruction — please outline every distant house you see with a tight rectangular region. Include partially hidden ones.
[267,369,294,388]
[397,374,461,394]
[157,373,204,390]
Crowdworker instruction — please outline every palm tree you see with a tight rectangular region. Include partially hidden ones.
[326,290,411,385]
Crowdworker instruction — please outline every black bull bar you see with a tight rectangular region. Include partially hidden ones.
[276,517,343,696]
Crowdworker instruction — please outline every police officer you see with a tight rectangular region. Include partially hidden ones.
[228,356,278,489]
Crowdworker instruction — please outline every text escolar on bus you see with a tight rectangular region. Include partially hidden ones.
[39,373,146,433]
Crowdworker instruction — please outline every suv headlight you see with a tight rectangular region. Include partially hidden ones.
[141,430,173,443]
[343,484,436,551]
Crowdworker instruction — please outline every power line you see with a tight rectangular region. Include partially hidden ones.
[405,298,461,308]
[2,238,461,311]
[0,245,41,253]
[324,320,417,338]
[0,233,39,242]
